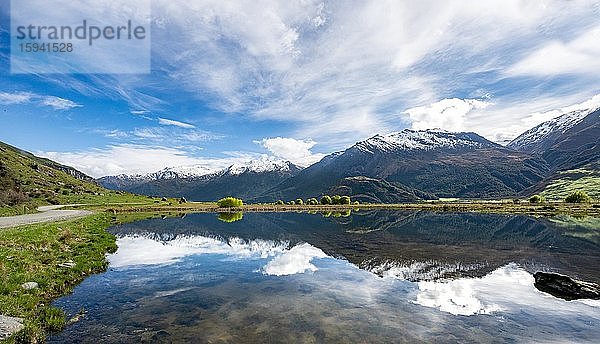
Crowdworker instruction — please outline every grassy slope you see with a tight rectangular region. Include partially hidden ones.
[0,141,151,216]
[538,168,600,201]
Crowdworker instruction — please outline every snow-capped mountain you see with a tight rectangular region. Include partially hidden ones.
[508,106,600,153]
[98,158,303,201]
[150,165,218,179]
[355,129,497,154]
[260,128,549,201]
[222,158,295,176]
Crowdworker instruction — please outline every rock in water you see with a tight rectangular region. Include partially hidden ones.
[534,272,600,301]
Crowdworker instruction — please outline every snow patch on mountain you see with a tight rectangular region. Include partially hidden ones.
[508,102,600,152]
[355,129,494,153]
[224,157,295,175]
[99,157,297,184]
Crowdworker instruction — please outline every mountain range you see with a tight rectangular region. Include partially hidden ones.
[3,104,594,204]
[93,104,599,202]
[98,158,302,201]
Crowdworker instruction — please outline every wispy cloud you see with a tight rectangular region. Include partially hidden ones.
[0,91,33,104]
[508,25,600,77]
[158,117,196,128]
[39,96,82,110]
[0,91,81,110]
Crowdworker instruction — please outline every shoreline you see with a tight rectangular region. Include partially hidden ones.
[91,201,600,217]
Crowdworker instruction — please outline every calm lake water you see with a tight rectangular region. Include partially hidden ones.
[50,211,600,343]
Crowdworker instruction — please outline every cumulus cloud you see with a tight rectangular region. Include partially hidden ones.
[255,137,326,167]
[158,117,196,128]
[405,98,491,132]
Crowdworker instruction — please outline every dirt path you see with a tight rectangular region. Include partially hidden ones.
[0,204,93,229]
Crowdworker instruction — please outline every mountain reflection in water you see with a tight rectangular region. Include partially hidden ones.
[49,211,600,343]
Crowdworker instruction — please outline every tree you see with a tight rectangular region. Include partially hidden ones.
[565,191,591,203]
[353,200,359,205]
[529,195,544,204]
[295,198,304,205]
[275,200,285,205]
[320,195,332,205]
[340,196,351,205]
[331,195,342,204]
[217,197,243,207]
[288,200,296,205]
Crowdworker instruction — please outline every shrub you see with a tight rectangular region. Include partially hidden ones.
[306,198,318,205]
[565,191,591,203]
[340,196,351,205]
[529,195,545,204]
[353,200,359,205]
[295,198,304,205]
[320,195,332,205]
[217,197,243,208]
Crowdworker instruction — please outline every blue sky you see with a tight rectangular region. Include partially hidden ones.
[1,0,600,177]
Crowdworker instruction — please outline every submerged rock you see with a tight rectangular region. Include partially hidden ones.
[534,272,600,301]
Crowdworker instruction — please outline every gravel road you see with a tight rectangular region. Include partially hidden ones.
[0,205,93,229]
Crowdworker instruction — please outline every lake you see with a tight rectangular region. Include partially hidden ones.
[49,211,600,343]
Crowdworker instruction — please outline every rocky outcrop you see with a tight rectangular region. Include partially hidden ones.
[534,272,600,301]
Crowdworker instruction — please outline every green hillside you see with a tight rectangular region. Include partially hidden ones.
[537,167,600,201]
[0,141,148,216]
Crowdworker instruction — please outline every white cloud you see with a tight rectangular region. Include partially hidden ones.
[38,144,216,177]
[509,25,600,76]
[40,96,82,110]
[109,234,289,268]
[158,117,196,128]
[109,233,328,277]
[0,91,33,104]
[141,0,598,144]
[466,92,600,144]
[405,98,491,132]
[262,243,327,276]
[0,91,81,110]
[255,137,325,167]
[132,127,222,143]
[401,93,600,144]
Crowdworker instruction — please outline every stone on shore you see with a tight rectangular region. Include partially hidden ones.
[21,281,39,290]
[0,315,24,340]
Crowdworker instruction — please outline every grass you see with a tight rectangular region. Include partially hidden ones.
[0,213,118,343]
[540,169,600,201]
[0,141,154,217]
